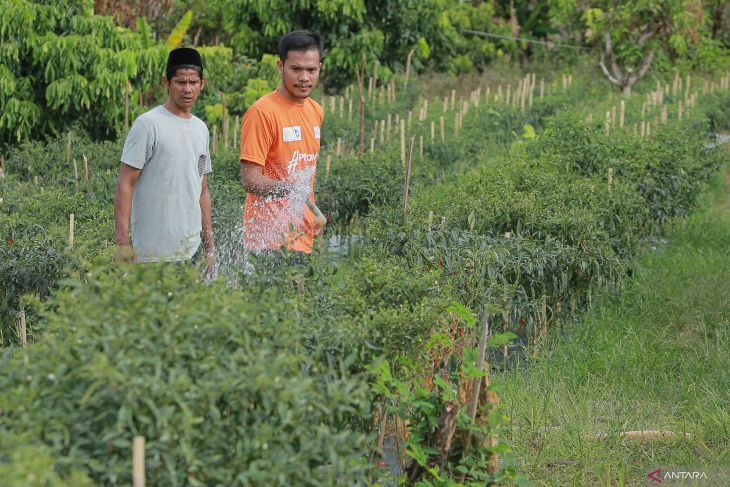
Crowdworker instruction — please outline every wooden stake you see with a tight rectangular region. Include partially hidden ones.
[348,97,353,121]
[450,89,456,111]
[400,119,406,166]
[133,436,145,487]
[18,294,27,348]
[605,111,611,136]
[402,137,415,214]
[125,80,130,132]
[212,125,218,155]
[419,135,423,159]
[430,121,435,144]
[359,97,365,152]
[368,77,373,98]
[325,155,331,182]
[69,213,75,248]
[83,154,89,183]
[440,116,445,143]
[464,308,489,455]
[620,100,625,129]
[607,167,613,192]
[73,158,78,183]
[336,137,342,157]
[404,48,415,87]
[370,137,375,155]
[386,113,392,143]
[611,105,616,128]
[66,131,72,165]
[221,92,228,150]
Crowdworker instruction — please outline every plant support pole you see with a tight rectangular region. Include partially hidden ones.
[133,436,145,487]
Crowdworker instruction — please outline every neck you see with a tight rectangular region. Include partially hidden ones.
[278,86,305,105]
[163,99,192,118]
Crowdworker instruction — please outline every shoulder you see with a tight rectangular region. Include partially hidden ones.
[250,91,279,112]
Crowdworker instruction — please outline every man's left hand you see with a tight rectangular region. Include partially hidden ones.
[203,252,218,281]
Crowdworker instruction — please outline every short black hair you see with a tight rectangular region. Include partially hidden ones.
[279,30,323,62]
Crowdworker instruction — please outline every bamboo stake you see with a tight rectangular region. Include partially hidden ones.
[359,97,365,152]
[678,100,684,122]
[605,111,611,136]
[336,137,342,157]
[325,155,331,182]
[220,92,228,150]
[348,97,353,121]
[400,119,406,166]
[430,121,435,144]
[73,158,78,183]
[133,436,145,487]
[419,135,423,159]
[66,131,72,165]
[408,110,412,131]
[607,167,613,192]
[380,119,385,144]
[212,125,218,155]
[464,309,489,456]
[83,154,89,183]
[386,113,392,143]
[125,80,130,132]
[440,116,445,143]
[428,211,433,231]
[611,105,616,128]
[18,294,27,348]
[404,48,415,87]
[370,137,375,155]
[402,137,415,215]
[450,89,456,111]
[620,100,625,129]
[69,213,75,248]
[443,96,448,112]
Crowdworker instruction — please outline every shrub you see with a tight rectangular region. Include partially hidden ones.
[0,265,372,486]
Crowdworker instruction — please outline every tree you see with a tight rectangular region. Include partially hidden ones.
[584,1,705,95]
[0,0,166,148]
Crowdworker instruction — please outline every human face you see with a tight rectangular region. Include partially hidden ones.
[277,49,321,102]
[163,68,205,114]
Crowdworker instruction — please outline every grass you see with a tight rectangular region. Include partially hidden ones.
[498,152,730,486]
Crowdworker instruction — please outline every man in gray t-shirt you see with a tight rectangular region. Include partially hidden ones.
[114,47,216,276]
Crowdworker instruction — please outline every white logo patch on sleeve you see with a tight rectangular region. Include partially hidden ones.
[314,126,320,139]
[283,126,302,142]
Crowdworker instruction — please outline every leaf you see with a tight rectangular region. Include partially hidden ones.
[166,10,193,50]
[487,332,518,349]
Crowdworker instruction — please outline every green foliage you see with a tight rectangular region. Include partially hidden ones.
[0,0,165,146]
[0,265,372,485]
[0,433,92,487]
[165,10,193,49]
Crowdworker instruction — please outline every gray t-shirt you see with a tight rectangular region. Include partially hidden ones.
[121,105,212,262]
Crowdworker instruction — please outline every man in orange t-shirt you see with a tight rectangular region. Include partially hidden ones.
[239,30,326,254]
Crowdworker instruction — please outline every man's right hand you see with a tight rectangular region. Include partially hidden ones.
[113,244,137,264]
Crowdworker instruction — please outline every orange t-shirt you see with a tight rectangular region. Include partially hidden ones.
[239,90,323,253]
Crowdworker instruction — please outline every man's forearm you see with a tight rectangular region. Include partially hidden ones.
[241,163,289,199]
[114,183,133,245]
[200,188,215,255]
